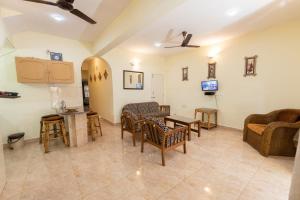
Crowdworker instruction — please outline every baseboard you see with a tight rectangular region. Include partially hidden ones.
[218,125,242,132]
[3,138,39,149]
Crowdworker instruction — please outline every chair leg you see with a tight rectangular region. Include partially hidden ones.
[39,121,43,144]
[44,124,50,153]
[60,121,69,146]
[141,136,144,153]
[183,142,187,154]
[121,128,124,139]
[161,150,165,166]
[132,131,136,146]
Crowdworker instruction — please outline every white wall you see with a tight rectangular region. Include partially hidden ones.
[0,14,7,195]
[0,31,91,141]
[103,48,167,123]
[165,20,300,129]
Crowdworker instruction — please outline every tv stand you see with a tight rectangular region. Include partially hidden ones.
[194,108,218,130]
[204,91,215,95]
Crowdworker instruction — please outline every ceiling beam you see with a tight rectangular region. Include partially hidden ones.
[93,0,187,56]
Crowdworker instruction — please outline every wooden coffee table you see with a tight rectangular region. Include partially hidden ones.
[164,115,201,141]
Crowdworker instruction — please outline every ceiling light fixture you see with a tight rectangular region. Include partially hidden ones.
[225,8,240,17]
[279,0,288,7]
[154,42,162,47]
[50,13,65,22]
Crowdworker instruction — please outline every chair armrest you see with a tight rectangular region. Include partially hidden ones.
[163,126,188,147]
[266,121,300,130]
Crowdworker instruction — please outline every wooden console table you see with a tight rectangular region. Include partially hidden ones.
[194,108,218,130]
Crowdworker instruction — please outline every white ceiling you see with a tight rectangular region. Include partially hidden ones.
[120,0,300,55]
[0,0,130,42]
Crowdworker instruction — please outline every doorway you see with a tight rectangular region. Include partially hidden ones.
[151,74,164,104]
[81,67,90,111]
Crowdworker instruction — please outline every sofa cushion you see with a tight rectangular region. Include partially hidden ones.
[277,111,299,123]
[248,123,267,135]
[148,102,159,113]
[123,104,139,114]
[137,103,150,114]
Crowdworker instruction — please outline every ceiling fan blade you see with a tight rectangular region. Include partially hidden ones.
[164,46,181,48]
[24,0,57,6]
[70,9,96,24]
[181,34,192,46]
[186,45,200,48]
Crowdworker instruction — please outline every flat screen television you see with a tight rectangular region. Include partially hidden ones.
[201,80,218,91]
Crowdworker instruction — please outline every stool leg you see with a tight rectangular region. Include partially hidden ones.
[97,116,103,136]
[91,119,96,141]
[44,124,50,153]
[59,121,69,146]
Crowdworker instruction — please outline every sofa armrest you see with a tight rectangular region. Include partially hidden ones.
[260,121,300,156]
[243,110,281,141]
[160,105,170,115]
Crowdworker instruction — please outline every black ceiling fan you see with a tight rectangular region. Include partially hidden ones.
[164,31,200,48]
[24,0,97,24]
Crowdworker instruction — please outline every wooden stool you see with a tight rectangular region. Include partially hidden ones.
[87,112,103,141]
[39,114,60,144]
[42,116,68,153]
[194,108,218,130]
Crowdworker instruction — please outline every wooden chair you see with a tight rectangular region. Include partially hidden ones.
[87,111,103,141]
[121,111,143,146]
[42,116,68,153]
[39,114,60,144]
[141,119,188,166]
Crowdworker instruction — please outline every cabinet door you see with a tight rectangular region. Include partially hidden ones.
[15,57,48,83]
[48,61,74,84]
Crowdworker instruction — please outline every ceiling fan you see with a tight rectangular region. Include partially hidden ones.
[24,0,97,24]
[164,31,200,48]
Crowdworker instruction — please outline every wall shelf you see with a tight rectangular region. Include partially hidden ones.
[0,95,21,99]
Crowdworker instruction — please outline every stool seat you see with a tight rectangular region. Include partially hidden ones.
[87,111,97,116]
[43,116,64,122]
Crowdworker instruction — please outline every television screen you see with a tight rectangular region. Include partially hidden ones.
[201,80,218,91]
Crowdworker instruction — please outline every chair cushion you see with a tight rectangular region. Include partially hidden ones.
[247,123,267,135]
[277,111,299,123]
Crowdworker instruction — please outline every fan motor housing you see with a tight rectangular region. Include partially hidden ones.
[57,0,74,10]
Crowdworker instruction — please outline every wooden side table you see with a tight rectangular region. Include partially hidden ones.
[194,108,218,130]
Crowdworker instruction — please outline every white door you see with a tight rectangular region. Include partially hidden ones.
[151,74,164,104]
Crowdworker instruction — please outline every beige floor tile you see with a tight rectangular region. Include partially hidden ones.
[1,121,294,200]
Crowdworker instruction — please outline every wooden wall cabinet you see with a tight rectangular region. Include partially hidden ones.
[15,57,74,84]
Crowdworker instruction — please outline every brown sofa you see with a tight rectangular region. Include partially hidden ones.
[243,109,300,157]
[121,102,170,146]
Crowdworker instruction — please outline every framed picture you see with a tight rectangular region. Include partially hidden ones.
[50,52,63,61]
[182,67,188,81]
[123,70,144,90]
[208,62,216,79]
[244,55,258,76]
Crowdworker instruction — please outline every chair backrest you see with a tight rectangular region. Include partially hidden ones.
[277,109,300,123]
[122,102,159,115]
[143,118,169,145]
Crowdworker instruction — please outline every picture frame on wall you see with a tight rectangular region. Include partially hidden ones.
[123,70,144,90]
[50,52,63,61]
[182,67,188,81]
[208,62,216,79]
[244,55,258,76]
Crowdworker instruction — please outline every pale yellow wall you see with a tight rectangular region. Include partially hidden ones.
[165,20,300,129]
[103,48,167,123]
[0,31,91,142]
[83,57,114,122]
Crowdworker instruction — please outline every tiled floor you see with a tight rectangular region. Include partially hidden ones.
[1,121,294,200]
